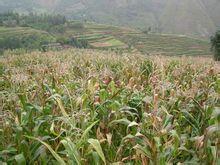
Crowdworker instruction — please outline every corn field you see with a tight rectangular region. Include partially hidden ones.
[0,49,220,164]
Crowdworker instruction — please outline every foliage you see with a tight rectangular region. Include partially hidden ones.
[0,13,90,51]
[57,37,89,49]
[0,49,219,164]
[0,12,66,30]
[67,22,85,29]
[118,33,211,56]
[1,0,219,38]
[142,27,152,34]
[211,30,220,61]
[0,12,20,26]
[0,12,212,55]
[0,30,54,51]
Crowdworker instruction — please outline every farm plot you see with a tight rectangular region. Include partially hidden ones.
[0,49,219,164]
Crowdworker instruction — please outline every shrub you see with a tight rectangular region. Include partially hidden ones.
[67,22,84,29]
[211,30,220,61]
[56,37,89,48]
[0,34,54,51]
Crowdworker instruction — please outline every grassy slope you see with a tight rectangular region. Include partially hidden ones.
[0,26,55,50]
[0,27,53,38]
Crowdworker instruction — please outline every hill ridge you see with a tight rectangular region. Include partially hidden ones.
[0,0,219,38]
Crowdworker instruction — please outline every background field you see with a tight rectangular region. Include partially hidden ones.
[0,21,212,56]
[59,21,212,55]
[0,26,55,50]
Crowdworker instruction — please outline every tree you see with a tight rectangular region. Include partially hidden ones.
[211,30,220,61]
[142,27,152,34]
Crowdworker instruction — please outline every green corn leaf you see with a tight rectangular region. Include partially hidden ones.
[0,161,7,165]
[15,153,26,165]
[127,121,139,133]
[88,138,106,165]
[91,151,101,165]
[25,136,66,165]
[182,110,200,134]
[30,145,46,163]
[49,94,69,118]
[128,121,139,128]
[61,138,81,165]
[77,120,99,147]
[109,118,131,126]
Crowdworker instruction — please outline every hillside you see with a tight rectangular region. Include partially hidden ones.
[70,22,211,56]
[0,19,212,56]
[0,26,55,51]
[0,0,219,38]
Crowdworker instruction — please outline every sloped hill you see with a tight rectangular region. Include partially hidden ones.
[0,27,55,50]
[117,32,211,56]
[27,0,220,38]
[0,0,219,38]
[52,21,212,56]
[0,0,38,13]
[159,0,216,38]
[0,21,211,56]
[201,0,220,28]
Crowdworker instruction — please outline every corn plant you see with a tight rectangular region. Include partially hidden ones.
[0,49,219,164]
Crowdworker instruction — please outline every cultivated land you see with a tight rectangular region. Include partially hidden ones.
[0,49,219,164]
[63,22,212,55]
[0,26,55,50]
[0,21,212,56]
[0,27,51,37]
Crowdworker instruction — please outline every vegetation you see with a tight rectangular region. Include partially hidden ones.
[211,30,220,61]
[117,33,211,56]
[0,12,212,55]
[0,49,219,164]
[0,13,91,52]
[0,27,55,52]
[0,12,66,28]
[1,0,219,38]
[60,21,212,55]
[57,37,89,49]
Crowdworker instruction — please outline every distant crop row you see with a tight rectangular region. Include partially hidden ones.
[118,33,211,56]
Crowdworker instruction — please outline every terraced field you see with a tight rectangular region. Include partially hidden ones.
[64,22,212,55]
[0,27,54,39]
[63,22,132,49]
[0,21,212,55]
[117,33,211,56]
[0,27,55,51]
